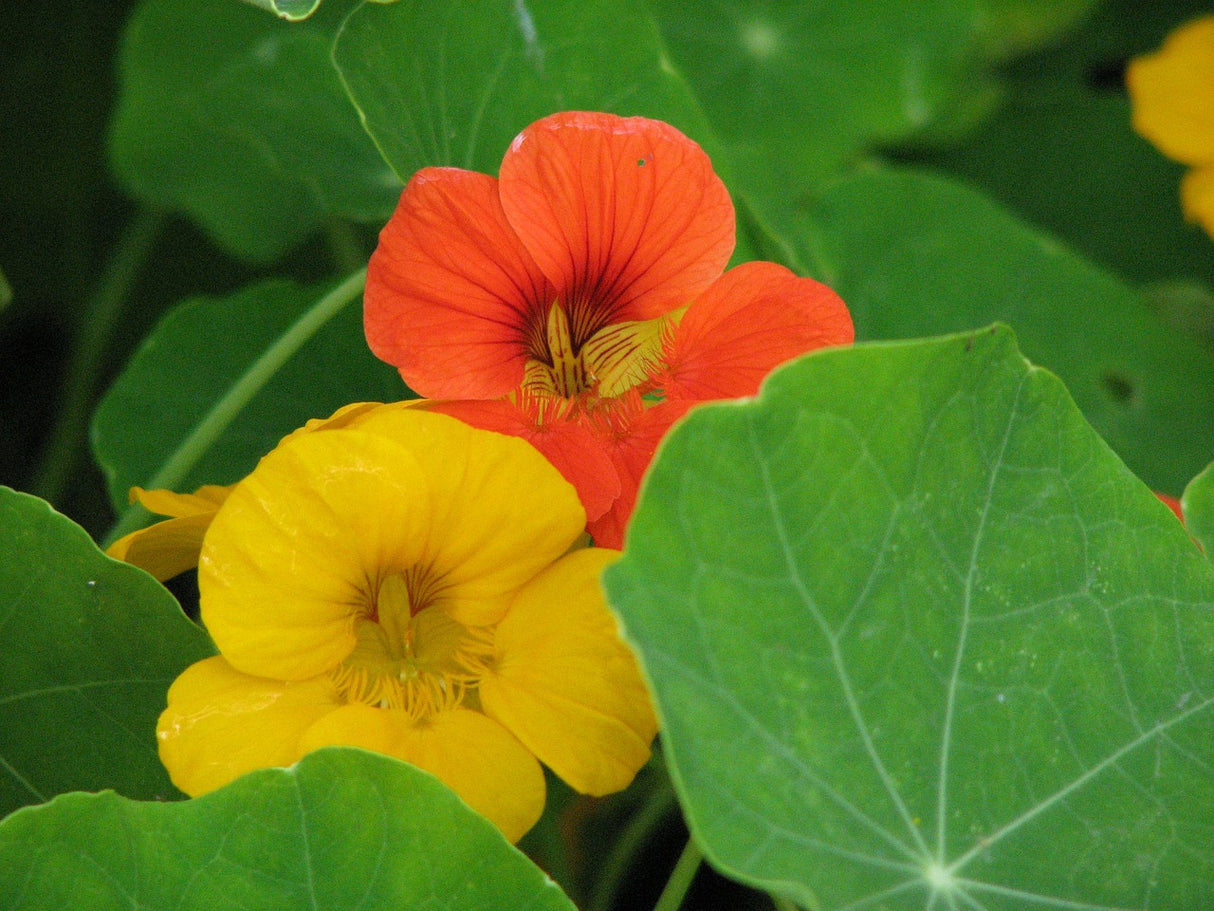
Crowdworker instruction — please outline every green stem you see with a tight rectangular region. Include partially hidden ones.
[31,209,164,505]
[588,779,679,911]
[102,267,367,547]
[770,896,801,911]
[652,835,703,911]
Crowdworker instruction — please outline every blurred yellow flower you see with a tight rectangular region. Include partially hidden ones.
[1127,15,1214,238]
[156,407,656,842]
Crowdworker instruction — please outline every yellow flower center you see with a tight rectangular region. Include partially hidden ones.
[523,302,673,400]
[331,572,493,720]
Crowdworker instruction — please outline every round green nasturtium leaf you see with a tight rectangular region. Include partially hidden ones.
[649,0,978,202]
[109,0,398,262]
[0,747,576,911]
[92,275,404,523]
[332,0,718,183]
[1183,462,1214,558]
[807,167,1214,496]
[606,326,1214,909]
[0,487,214,818]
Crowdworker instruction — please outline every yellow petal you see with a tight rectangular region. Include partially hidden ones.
[348,409,587,627]
[200,427,436,681]
[1128,16,1214,166]
[1182,165,1214,238]
[156,655,340,797]
[107,513,217,582]
[479,548,657,796]
[301,704,545,843]
[581,313,674,398]
[130,484,232,517]
[105,485,233,582]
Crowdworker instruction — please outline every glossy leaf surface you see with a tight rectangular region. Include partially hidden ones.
[0,488,214,818]
[607,326,1214,908]
[1184,461,1214,557]
[333,0,717,181]
[91,275,404,517]
[110,0,397,261]
[0,748,576,910]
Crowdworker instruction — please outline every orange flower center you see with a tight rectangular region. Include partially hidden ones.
[331,572,493,720]
[523,302,676,401]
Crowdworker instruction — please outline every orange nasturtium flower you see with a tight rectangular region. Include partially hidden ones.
[1127,15,1214,238]
[156,406,656,842]
[365,111,854,548]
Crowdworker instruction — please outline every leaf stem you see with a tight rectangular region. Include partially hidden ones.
[30,209,164,506]
[588,774,679,911]
[652,834,702,911]
[102,267,367,547]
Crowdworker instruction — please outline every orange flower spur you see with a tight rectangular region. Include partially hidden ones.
[365,111,854,548]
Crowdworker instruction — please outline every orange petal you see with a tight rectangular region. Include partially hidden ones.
[424,397,621,524]
[499,112,735,337]
[480,548,656,797]
[365,167,555,399]
[156,655,341,797]
[1156,492,1185,521]
[586,399,691,549]
[1127,16,1214,166]
[657,261,853,403]
[301,705,545,843]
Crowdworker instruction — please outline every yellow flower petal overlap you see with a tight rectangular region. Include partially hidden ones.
[1127,15,1214,237]
[480,547,657,796]
[157,406,655,841]
[157,655,340,797]
[105,485,232,581]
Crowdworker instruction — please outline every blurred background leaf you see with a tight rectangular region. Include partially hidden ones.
[242,0,325,20]
[0,487,214,819]
[0,747,577,910]
[804,168,1214,495]
[896,0,1214,294]
[109,0,398,263]
[608,326,1214,908]
[92,275,404,535]
[333,0,721,183]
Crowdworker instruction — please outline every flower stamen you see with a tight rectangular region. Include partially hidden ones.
[332,572,494,720]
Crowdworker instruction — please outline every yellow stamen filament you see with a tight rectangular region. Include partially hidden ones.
[523,303,676,400]
[331,572,494,721]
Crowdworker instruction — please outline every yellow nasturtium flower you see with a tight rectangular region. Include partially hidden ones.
[106,485,232,582]
[1127,15,1214,238]
[156,407,656,842]
[105,403,386,581]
